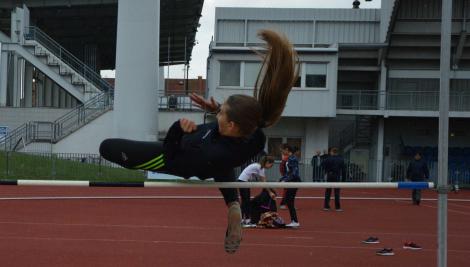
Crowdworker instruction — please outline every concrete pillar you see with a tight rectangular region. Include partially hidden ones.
[10,5,30,44]
[0,49,7,107]
[379,61,387,110]
[375,118,385,182]
[113,0,160,141]
[59,88,66,108]
[43,78,52,107]
[304,118,329,163]
[380,0,396,43]
[11,55,20,107]
[65,93,71,108]
[52,84,59,107]
[37,75,44,106]
[44,79,52,107]
[24,62,33,107]
[71,97,77,108]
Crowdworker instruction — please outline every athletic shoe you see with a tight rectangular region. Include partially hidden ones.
[242,223,257,228]
[362,237,380,244]
[280,205,287,210]
[376,248,394,256]
[286,221,300,228]
[403,242,422,250]
[335,208,343,212]
[224,203,242,254]
[323,208,330,211]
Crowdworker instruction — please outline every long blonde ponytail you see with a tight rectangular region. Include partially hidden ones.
[254,30,299,128]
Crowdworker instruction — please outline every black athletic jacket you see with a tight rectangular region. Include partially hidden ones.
[163,120,266,180]
[406,159,429,181]
[321,155,347,182]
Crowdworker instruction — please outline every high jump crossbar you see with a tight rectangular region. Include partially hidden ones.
[0,180,435,189]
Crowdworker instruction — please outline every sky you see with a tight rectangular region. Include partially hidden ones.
[101,0,381,79]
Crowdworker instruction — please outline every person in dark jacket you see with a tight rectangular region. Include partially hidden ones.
[279,143,290,208]
[311,150,323,182]
[406,152,429,205]
[321,147,346,211]
[98,29,299,254]
[283,145,301,227]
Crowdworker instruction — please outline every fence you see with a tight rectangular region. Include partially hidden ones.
[337,90,470,111]
[1,151,469,186]
[0,151,145,181]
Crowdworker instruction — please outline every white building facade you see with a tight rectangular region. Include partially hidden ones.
[206,0,470,183]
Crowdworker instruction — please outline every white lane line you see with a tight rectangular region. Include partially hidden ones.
[0,221,469,238]
[420,203,470,216]
[0,196,222,200]
[284,236,314,240]
[0,235,468,254]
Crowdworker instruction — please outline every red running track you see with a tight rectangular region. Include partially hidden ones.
[0,186,469,267]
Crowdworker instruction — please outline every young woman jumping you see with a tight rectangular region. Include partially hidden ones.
[99,29,298,254]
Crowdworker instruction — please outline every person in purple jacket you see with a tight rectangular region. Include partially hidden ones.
[99,29,298,254]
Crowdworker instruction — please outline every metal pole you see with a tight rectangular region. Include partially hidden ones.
[167,36,170,94]
[184,36,188,95]
[438,0,452,266]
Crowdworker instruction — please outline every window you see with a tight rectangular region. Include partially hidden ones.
[219,61,240,86]
[305,63,327,88]
[244,62,261,87]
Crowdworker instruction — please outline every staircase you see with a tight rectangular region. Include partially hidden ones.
[332,116,374,154]
[2,26,113,103]
[0,91,113,151]
[23,26,113,101]
[355,116,373,147]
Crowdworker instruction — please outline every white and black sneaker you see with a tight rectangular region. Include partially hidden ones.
[376,248,394,256]
[362,237,380,244]
[403,242,422,250]
[286,221,300,228]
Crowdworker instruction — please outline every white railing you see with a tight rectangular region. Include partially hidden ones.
[24,26,114,94]
[337,90,470,111]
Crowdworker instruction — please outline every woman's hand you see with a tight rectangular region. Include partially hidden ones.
[179,118,197,133]
[269,191,276,200]
[190,93,220,113]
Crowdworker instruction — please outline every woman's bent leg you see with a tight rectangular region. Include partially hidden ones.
[99,138,166,171]
[214,170,242,254]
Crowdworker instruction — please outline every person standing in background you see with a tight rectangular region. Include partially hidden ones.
[321,147,346,211]
[311,150,322,182]
[406,152,429,205]
[320,149,329,182]
[284,145,301,227]
[279,143,290,209]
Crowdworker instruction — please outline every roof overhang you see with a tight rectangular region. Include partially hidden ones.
[0,0,204,69]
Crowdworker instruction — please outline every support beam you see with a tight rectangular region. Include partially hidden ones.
[376,118,384,182]
[452,32,467,69]
[24,62,33,107]
[438,0,452,266]
[0,49,7,106]
[113,0,160,141]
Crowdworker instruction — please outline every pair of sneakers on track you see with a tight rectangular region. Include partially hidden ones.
[362,237,422,256]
